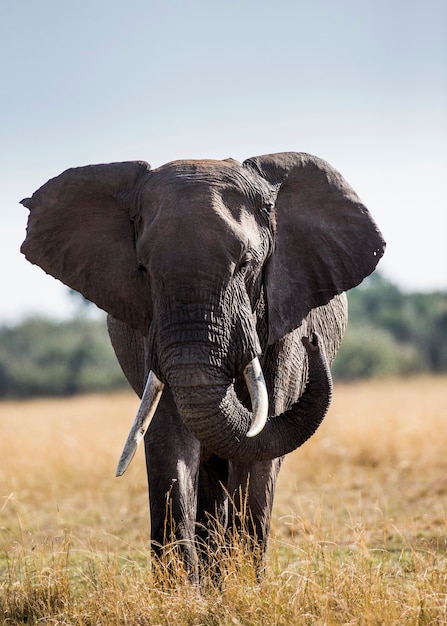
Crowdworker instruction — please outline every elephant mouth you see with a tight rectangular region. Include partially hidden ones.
[115,356,269,476]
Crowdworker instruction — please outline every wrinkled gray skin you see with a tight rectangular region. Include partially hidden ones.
[21,152,385,580]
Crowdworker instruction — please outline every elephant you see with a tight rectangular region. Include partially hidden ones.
[21,151,385,580]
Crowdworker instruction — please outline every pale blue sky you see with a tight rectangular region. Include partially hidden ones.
[1,0,446,322]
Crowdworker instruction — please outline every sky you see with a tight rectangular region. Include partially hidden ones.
[1,0,446,324]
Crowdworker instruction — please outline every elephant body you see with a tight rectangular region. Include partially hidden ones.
[107,292,346,572]
[21,152,385,580]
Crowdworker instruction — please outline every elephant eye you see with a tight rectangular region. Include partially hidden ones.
[239,254,253,275]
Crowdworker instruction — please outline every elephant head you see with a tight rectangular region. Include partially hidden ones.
[21,153,385,467]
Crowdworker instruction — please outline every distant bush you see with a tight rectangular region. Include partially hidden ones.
[0,317,127,398]
[333,273,447,379]
[332,325,424,380]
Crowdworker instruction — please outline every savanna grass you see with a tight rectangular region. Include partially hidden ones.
[2,521,447,624]
[1,377,447,624]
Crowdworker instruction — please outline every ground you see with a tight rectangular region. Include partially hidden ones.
[1,376,446,624]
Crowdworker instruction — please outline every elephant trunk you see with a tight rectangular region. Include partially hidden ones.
[169,333,332,463]
[116,314,332,472]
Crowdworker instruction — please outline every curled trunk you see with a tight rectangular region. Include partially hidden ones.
[170,333,332,462]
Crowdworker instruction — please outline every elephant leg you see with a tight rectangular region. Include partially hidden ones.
[227,457,284,573]
[195,454,229,574]
[144,389,201,581]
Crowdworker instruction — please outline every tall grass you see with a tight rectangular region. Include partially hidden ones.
[1,377,447,624]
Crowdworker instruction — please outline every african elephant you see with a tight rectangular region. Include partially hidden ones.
[21,152,385,580]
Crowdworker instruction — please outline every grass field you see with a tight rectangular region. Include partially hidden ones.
[1,376,447,624]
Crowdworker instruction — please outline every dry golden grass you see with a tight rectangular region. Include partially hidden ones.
[1,377,447,624]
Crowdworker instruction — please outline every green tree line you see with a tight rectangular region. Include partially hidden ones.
[1,273,446,397]
[332,273,447,379]
[0,317,127,398]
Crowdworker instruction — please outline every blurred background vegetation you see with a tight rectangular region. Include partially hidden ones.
[1,272,446,398]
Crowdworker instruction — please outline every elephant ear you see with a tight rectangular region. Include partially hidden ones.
[243,152,386,344]
[21,161,153,334]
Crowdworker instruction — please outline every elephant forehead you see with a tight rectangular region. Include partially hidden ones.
[154,159,242,180]
[142,191,260,253]
[144,160,275,227]
[137,193,265,274]
[150,159,273,202]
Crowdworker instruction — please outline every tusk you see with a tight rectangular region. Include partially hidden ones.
[116,370,164,477]
[244,357,269,437]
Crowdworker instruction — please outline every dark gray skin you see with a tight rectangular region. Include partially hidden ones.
[21,152,385,580]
